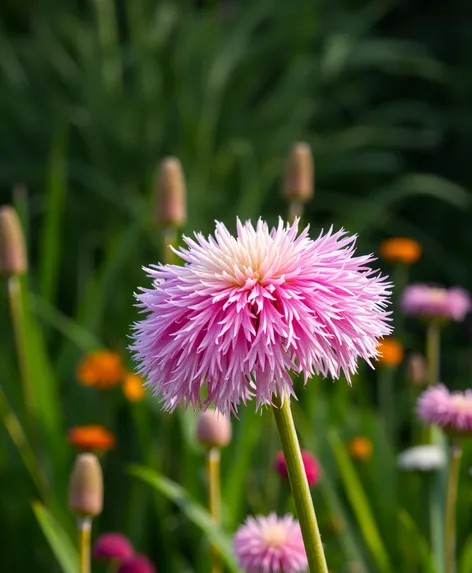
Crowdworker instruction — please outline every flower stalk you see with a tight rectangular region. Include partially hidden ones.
[78,517,92,573]
[272,393,328,573]
[445,443,462,573]
[207,447,222,573]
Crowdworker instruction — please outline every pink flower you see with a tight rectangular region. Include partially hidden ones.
[234,513,307,573]
[417,385,472,435]
[117,554,156,573]
[131,218,391,414]
[401,284,471,321]
[274,450,320,486]
[93,533,134,561]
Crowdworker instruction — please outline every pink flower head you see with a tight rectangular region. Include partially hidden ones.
[274,450,320,487]
[131,218,391,414]
[117,554,156,573]
[417,384,472,436]
[93,533,134,561]
[234,513,307,573]
[401,284,471,321]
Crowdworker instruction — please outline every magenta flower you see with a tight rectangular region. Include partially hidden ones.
[234,513,307,573]
[401,284,471,321]
[417,384,472,435]
[274,450,321,487]
[93,533,134,561]
[131,218,391,414]
[117,554,156,573]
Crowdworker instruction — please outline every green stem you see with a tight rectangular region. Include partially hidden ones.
[272,394,329,573]
[288,201,304,225]
[8,276,34,425]
[423,320,441,444]
[0,385,48,500]
[426,321,440,387]
[207,447,222,573]
[163,226,178,265]
[378,366,395,447]
[393,263,408,339]
[429,469,445,573]
[78,517,92,573]
[445,443,462,573]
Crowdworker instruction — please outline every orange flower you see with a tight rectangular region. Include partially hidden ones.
[377,337,404,367]
[77,350,124,389]
[68,426,116,452]
[379,237,421,265]
[123,373,145,402]
[348,436,373,461]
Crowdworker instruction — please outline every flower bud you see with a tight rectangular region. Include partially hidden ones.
[196,409,231,448]
[283,142,314,203]
[274,449,321,487]
[406,352,427,386]
[68,453,103,518]
[0,206,27,276]
[155,157,187,228]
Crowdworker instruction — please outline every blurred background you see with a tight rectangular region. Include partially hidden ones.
[1,0,472,572]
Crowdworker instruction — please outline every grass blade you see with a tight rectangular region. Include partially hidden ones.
[328,429,392,572]
[32,501,79,573]
[39,124,68,305]
[128,464,239,572]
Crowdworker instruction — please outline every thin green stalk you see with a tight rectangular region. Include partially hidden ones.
[426,320,440,387]
[288,201,304,225]
[8,276,33,424]
[207,447,222,573]
[94,0,122,90]
[378,366,395,447]
[429,469,445,573]
[445,443,462,573]
[78,517,92,573]
[0,385,48,500]
[163,226,178,265]
[393,263,408,338]
[272,394,329,573]
[424,320,441,444]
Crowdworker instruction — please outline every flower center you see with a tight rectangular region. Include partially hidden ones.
[450,395,472,411]
[261,524,288,547]
[429,288,447,302]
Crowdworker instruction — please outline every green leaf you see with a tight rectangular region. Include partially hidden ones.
[459,535,472,573]
[127,464,239,572]
[32,502,79,573]
[328,429,392,572]
[398,508,438,573]
[39,123,68,305]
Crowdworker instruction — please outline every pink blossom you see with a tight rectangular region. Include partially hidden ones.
[117,555,155,573]
[401,284,471,321]
[274,450,321,487]
[131,218,391,414]
[234,513,307,573]
[93,533,134,561]
[417,384,472,434]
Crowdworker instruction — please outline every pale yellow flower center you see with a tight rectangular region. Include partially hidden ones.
[450,395,471,410]
[429,288,447,302]
[261,524,288,547]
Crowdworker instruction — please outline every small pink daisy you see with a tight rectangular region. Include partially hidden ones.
[234,513,307,573]
[401,284,471,321]
[131,218,391,414]
[417,384,472,435]
[274,450,321,487]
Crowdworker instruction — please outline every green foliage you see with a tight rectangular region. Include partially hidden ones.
[1,0,472,571]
